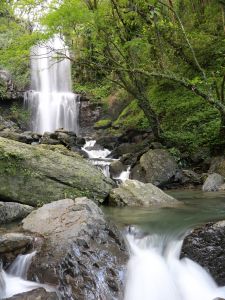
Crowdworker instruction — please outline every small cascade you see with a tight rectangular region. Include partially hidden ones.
[82,140,112,177]
[0,252,57,299]
[124,232,225,300]
[113,166,131,183]
[24,36,79,134]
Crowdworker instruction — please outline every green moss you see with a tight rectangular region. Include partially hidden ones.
[113,100,150,131]
[94,119,112,129]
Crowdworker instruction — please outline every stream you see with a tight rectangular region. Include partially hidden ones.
[2,35,225,299]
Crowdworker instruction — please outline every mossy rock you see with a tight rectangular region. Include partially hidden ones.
[0,137,114,206]
[94,119,112,130]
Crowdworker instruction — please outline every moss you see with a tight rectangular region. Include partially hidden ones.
[113,100,150,131]
[94,119,112,129]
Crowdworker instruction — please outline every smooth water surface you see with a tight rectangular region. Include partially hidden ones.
[103,189,225,234]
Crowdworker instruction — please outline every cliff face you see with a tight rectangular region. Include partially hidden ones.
[0,70,24,101]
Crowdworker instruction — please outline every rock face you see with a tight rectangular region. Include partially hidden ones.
[23,198,128,300]
[6,288,59,300]
[0,202,33,224]
[202,173,224,192]
[0,137,114,206]
[131,149,179,187]
[109,179,179,207]
[181,221,225,286]
[0,233,33,268]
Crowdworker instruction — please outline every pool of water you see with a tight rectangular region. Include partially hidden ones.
[103,189,225,234]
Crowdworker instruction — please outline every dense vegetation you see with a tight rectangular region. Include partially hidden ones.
[0,0,224,154]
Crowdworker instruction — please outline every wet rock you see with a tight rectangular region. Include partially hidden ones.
[95,136,118,150]
[6,288,59,300]
[0,233,33,254]
[131,149,179,187]
[202,173,224,192]
[180,169,202,186]
[0,137,114,206]
[109,179,179,207]
[109,160,126,178]
[0,202,34,224]
[23,198,128,300]
[181,221,225,286]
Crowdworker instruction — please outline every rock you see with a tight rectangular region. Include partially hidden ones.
[6,288,59,300]
[23,198,128,300]
[111,142,146,158]
[0,129,40,144]
[0,233,33,254]
[209,156,225,177]
[109,179,179,207]
[202,173,224,192]
[0,137,114,206]
[131,149,179,187]
[180,169,202,185]
[181,221,225,286]
[93,119,112,130]
[95,136,118,150]
[109,160,126,178]
[0,202,34,224]
[40,130,85,149]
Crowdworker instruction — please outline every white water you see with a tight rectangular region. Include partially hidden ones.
[114,166,131,183]
[82,140,112,177]
[0,252,57,299]
[82,140,111,159]
[24,36,79,134]
[124,233,225,300]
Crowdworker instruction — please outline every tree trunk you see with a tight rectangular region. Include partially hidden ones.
[136,95,163,142]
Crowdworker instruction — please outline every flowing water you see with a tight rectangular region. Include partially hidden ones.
[24,36,79,134]
[0,252,57,299]
[104,190,225,300]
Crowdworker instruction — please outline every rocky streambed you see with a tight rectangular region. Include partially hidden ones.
[1,130,225,299]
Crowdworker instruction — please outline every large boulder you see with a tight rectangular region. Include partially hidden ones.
[6,288,58,300]
[22,198,128,300]
[202,173,224,192]
[108,179,179,207]
[130,149,179,187]
[181,221,225,286]
[0,202,33,224]
[0,137,114,206]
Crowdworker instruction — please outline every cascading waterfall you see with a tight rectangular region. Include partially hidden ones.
[0,252,57,299]
[124,233,225,300]
[24,36,79,134]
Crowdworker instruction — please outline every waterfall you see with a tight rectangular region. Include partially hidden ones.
[0,252,58,299]
[124,233,225,300]
[24,36,79,134]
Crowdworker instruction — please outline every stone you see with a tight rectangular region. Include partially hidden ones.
[202,173,224,192]
[23,198,128,300]
[0,233,33,254]
[0,137,114,206]
[109,179,179,207]
[209,157,225,177]
[0,202,34,224]
[6,288,59,300]
[180,169,202,185]
[181,220,225,286]
[93,119,112,130]
[131,149,179,187]
[109,160,126,178]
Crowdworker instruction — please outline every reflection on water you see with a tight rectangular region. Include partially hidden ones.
[103,190,225,234]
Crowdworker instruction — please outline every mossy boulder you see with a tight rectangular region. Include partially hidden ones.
[131,149,179,187]
[0,137,114,206]
[94,119,112,129]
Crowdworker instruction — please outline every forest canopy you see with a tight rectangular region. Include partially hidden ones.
[0,0,225,153]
